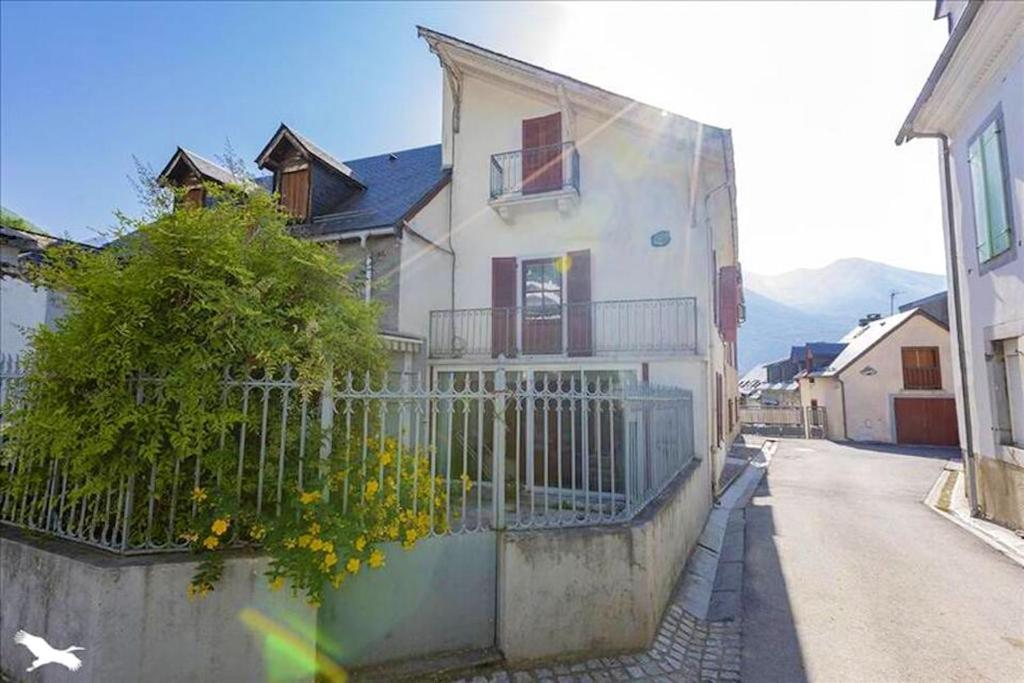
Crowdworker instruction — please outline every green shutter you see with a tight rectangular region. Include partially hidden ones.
[982,123,1011,257]
[968,137,991,262]
[970,118,1012,264]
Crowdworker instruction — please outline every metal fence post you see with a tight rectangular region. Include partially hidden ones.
[319,368,335,499]
[492,362,507,529]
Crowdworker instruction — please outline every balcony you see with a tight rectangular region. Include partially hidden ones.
[429,297,697,360]
[489,142,580,219]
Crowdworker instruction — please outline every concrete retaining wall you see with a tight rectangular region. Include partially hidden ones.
[498,456,712,664]
[1,456,713,678]
[0,530,317,683]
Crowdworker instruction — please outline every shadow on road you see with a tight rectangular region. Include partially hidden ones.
[837,440,958,462]
[741,474,809,683]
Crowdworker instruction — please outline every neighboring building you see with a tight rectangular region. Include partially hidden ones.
[796,309,957,445]
[0,223,77,358]
[897,0,1024,528]
[158,27,744,484]
[899,290,950,326]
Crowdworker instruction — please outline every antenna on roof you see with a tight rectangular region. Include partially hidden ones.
[889,289,902,315]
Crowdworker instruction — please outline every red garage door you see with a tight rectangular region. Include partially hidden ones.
[894,398,959,446]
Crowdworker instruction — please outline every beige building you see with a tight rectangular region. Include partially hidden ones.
[897,0,1024,529]
[797,309,957,445]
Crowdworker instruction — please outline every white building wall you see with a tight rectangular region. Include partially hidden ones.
[441,69,738,480]
[1,277,50,358]
[940,37,1024,525]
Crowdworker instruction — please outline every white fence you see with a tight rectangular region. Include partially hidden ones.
[0,357,695,554]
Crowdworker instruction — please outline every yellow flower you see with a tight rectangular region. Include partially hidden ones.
[269,576,285,592]
[346,557,361,574]
[283,537,296,549]
[387,523,400,540]
[331,573,345,588]
[297,534,312,548]
[355,536,367,552]
[309,522,321,535]
[321,541,334,554]
[299,490,321,505]
[190,487,208,503]
[203,535,220,550]
[180,532,199,543]
[405,528,418,544]
[249,524,266,541]
[364,480,380,498]
[379,451,393,467]
[211,518,230,536]
[369,549,385,569]
[310,538,324,552]
[324,552,338,568]
[461,472,473,492]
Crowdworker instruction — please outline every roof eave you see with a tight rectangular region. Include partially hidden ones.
[895,0,983,145]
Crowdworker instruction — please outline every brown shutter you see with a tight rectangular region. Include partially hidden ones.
[566,249,593,356]
[492,257,517,358]
[280,168,310,222]
[719,266,738,343]
[522,113,562,194]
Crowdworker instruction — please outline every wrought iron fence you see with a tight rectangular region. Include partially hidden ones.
[490,141,580,200]
[429,297,698,359]
[739,405,828,438]
[0,357,694,554]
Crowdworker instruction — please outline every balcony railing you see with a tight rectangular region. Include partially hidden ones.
[903,366,942,390]
[429,297,697,360]
[490,141,580,201]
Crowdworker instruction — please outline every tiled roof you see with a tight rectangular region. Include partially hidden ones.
[179,149,237,186]
[291,144,449,239]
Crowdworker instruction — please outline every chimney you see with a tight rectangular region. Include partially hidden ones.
[858,313,882,326]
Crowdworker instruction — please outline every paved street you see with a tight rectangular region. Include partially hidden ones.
[743,439,1024,682]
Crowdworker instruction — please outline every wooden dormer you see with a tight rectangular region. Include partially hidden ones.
[159,148,236,209]
[255,124,364,223]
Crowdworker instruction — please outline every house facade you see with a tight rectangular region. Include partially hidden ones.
[797,309,957,445]
[419,27,743,483]
[897,0,1024,528]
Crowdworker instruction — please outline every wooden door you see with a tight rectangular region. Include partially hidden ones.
[522,258,562,354]
[522,113,562,194]
[279,168,310,222]
[894,397,959,446]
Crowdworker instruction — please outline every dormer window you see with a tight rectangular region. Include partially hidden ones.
[255,123,365,225]
[158,147,236,211]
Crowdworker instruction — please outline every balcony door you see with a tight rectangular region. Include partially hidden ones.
[522,258,563,354]
[522,113,562,194]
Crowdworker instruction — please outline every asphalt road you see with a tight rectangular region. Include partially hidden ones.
[742,439,1024,683]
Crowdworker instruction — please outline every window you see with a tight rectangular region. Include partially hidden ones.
[968,110,1014,266]
[902,346,941,390]
[991,337,1023,448]
[522,258,563,354]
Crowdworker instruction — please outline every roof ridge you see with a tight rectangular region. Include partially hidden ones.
[343,143,442,165]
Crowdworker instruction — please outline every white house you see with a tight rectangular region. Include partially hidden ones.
[796,309,956,445]
[0,224,70,359]
[897,0,1024,529]
[418,26,744,485]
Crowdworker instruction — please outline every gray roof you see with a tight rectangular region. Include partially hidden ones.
[292,144,449,239]
[180,149,237,185]
[822,309,921,376]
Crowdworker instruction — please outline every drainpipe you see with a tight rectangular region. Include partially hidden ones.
[903,132,979,514]
[837,376,849,440]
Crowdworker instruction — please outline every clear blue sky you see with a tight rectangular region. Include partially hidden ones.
[0,1,563,241]
[1,2,950,275]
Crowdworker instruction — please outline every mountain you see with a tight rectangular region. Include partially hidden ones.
[739,258,945,372]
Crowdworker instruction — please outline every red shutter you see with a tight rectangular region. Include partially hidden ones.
[719,266,738,343]
[522,113,562,194]
[492,257,517,358]
[566,249,593,357]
